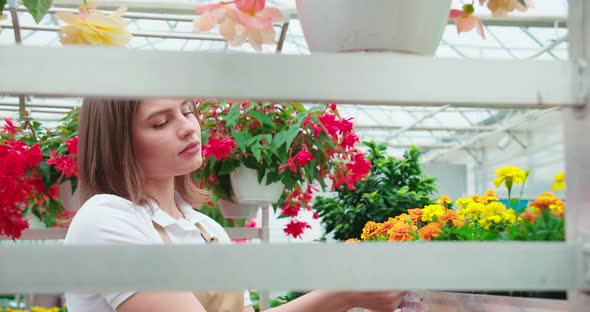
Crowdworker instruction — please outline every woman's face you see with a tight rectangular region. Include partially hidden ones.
[132,99,202,179]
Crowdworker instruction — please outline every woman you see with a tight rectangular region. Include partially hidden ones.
[65,98,405,312]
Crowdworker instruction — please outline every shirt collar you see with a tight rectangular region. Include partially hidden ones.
[150,192,205,229]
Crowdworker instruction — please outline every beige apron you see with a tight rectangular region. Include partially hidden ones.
[152,221,245,312]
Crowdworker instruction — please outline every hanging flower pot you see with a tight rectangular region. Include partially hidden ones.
[217,199,261,219]
[295,0,452,55]
[230,165,284,205]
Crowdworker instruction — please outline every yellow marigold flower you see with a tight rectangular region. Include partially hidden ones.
[421,204,445,222]
[455,197,475,209]
[387,221,416,241]
[32,307,61,312]
[453,218,466,227]
[551,172,565,192]
[437,195,452,206]
[56,6,132,46]
[418,222,442,240]
[438,210,459,225]
[345,238,360,244]
[407,208,423,224]
[361,221,380,240]
[481,202,506,219]
[493,166,528,189]
[459,202,484,220]
[501,209,517,224]
[479,215,503,230]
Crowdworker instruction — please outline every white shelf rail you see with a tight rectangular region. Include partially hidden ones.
[0,46,579,108]
[0,243,579,293]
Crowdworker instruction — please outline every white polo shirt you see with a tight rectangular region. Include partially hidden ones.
[64,193,252,312]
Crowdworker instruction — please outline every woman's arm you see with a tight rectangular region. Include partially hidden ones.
[264,290,405,312]
[117,292,206,312]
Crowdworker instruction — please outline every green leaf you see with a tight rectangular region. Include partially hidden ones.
[0,0,6,16]
[232,130,248,151]
[218,160,241,175]
[23,0,53,24]
[224,103,240,128]
[252,145,262,162]
[249,110,274,128]
[285,125,301,151]
[273,131,288,150]
[290,102,306,113]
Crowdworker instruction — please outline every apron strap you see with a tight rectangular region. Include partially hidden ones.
[151,220,219,244]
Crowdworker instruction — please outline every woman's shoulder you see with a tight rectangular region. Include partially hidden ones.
[65,194,154,245]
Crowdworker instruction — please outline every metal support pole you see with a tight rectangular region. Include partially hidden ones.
[566,0,590,310]
[259,205,270,310]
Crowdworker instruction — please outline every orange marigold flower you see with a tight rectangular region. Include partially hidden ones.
[520,210,536,223]
[530,192,564,212]
[437,195,452,206]
[345,238,360,244]
[471,194,483,203]
[387,221,416,242]
[361,221,380,240]
[407,208,423,224]
[439,210,459,225]
[418,222,443,241]
[485,189,499,202]
[375,218,397,238]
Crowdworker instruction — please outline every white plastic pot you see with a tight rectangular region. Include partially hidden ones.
[296,0,452,55]
[217,199,260,219]
[230,165,284,205]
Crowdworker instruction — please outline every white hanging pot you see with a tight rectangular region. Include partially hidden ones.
[229,165,284,205]
[59,180,81,211]
[217,199,260,219]
[295,0,452,55]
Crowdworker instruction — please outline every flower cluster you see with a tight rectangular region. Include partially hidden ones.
[2,307,63,312]
[0,109,79,239]
[194,101,369,238]
[193,0,283,51]
[449,0,533,39]
[349,166,565,243]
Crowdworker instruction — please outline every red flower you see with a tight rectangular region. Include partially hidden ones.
[47,151,79,178]
[294,150,314,166]
[283,219,311,239]
[0,213,29,240]
[280,201,300,217]
[278,157,297,173]
[202,137,236,161]
[312,212,319,219]
[340,133,359,149]
[1,118,19,135]
[65,136,78,155]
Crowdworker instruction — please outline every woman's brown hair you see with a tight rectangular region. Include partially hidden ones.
[77,98,208,208]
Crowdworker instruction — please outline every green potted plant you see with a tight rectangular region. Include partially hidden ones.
[0,108,79,239]
[313,141,438,241]
[194,101,370,238]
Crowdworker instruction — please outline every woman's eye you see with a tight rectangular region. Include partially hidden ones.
[153,121,167,128]
[183,111,195,116]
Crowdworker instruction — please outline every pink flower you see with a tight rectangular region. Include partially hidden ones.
[193,0,284,51]
[278,157,297,173]
[449,5,485,39]
[294,150,314,166]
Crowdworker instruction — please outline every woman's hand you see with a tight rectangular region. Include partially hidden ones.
[346,291,406,312]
